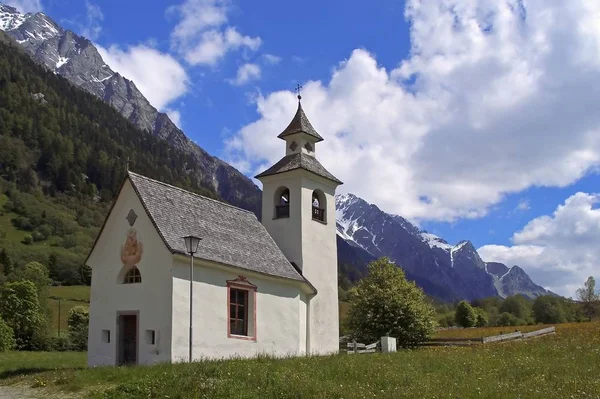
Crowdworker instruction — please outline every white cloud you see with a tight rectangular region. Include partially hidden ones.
[228,63,261,86]
[226,0,600,223]
[79,1,103,41]
[169,0,261,66]
[516,199,530,212]
[97,44,189,110]
[3,0,41,13]
[479,192,600,297]
[262,54,281,65]
[165,108,183,128]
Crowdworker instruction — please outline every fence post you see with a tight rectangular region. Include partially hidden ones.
[381,336,397,353]
[352,339,357,354]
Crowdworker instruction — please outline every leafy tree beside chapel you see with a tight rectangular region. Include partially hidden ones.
[346,257,436,347]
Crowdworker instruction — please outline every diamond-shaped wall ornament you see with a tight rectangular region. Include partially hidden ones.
[304,142,313,152]
[126,209,138,226]
[289,141,298,151]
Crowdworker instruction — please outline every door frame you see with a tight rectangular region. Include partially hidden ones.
[116,310,139,366]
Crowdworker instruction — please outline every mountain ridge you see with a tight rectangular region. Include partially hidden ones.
[0,3,262,215]
[335,193,550,301]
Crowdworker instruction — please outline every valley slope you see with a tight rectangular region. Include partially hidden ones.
[0,3,261,215]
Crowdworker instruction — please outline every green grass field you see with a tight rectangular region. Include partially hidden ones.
[1,321,598,398]
[48,286,90,336]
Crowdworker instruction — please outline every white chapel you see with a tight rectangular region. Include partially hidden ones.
[86,98,343,366]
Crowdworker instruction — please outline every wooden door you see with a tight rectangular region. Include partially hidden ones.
[118,314,138,365]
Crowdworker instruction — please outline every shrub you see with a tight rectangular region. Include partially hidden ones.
[346,257,436,347]
[67,306,89,351]
[455,300,477,327]
[0,316,15,352]
[496,312,526,327]
[21,234,34,245]
[475,308,488,327]
[49,335,71,352]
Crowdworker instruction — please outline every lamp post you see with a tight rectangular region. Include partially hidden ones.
[183,235,201,363]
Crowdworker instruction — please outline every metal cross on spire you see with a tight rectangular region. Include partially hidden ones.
[295,83,303,101]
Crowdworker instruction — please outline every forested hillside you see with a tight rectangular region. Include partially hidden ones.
[0,32,220,284]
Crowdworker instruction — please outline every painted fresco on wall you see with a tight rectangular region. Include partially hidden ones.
[121,228,143,268]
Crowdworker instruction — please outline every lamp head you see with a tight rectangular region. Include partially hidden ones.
[183,235,202,255]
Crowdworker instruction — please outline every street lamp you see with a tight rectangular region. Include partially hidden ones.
[183,235,201,363]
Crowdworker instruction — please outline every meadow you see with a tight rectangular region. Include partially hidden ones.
[48,285,90,336]
[1,321,599,398]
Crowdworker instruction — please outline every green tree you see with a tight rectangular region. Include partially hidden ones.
[533,295,566,324]
[47,253,58,281]
[499,295,532,320]
[0,249,13,276]
[67,306,89,351]
[0,316,15,352]
[11,261,51,311]
[576,276,599,322]
[475,308,489,327]
[0,281,45,349]
[496,312,525,327]
[455,300,477,327]
[346,257,436,347]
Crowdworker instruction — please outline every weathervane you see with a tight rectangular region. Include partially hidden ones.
[295,83,303,101]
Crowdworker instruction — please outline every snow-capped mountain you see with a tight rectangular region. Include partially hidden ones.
[0,3,261,215]
[336,193,550,301]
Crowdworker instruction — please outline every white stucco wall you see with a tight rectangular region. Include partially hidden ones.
[259,170,340,356]
[261,172,304,266]
[170,258,307,361]
[87,179,174,366]
[299,175,339,354]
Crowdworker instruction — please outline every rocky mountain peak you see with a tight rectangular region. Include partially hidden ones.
[1,2,262,215]
[335,192,551,301]
[0,4,27,31]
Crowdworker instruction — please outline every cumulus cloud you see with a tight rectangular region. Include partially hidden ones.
[165,108,183,128]
[515,199,530,212]
[169,0,261,66]
[262,54,281,65]
[79,1,104,41]
[228,63,261,86]
[97,44,189,110]
[479,192,600,297]
[3,0,41,13]
[225,0,600,223]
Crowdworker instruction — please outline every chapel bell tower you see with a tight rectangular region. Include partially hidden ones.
[255,92,342,354]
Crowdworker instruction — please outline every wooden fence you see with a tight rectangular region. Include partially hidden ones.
[341,340,380,354]
[422,326,556,347]
[340,327,556,351]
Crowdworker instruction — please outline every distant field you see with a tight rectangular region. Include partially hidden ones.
[1,321,598,398]
[49,285,91,301]
[48,286,90,336]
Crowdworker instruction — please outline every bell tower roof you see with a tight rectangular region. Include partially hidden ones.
[255,152,342,184]
[277,101,324,142]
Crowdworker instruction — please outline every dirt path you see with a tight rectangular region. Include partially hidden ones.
[0,386,40,398]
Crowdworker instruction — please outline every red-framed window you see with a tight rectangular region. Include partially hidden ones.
[229,289,248,336]
[226,276,257,341]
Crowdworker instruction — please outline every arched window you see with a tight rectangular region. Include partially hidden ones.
[274,187,290,219]
[312,190,326,222]
[123,266,142,284]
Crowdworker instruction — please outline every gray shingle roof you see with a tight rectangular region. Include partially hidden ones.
[255,153,343,184]
[127,172,305,282]
[277,102,324,142]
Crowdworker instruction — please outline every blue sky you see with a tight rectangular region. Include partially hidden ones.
[6,0,600,296]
